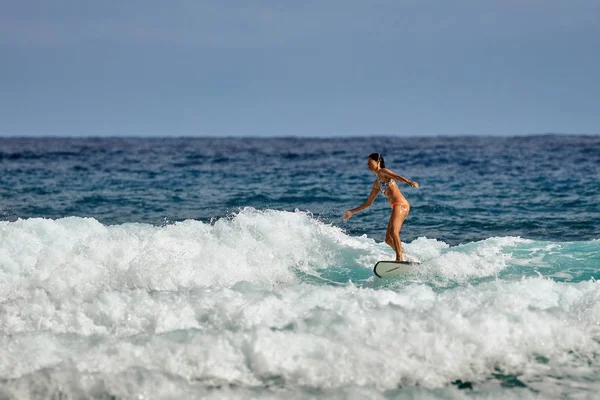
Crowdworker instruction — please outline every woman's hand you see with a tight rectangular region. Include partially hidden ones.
[409,181,419,188]
[343,210,353,220]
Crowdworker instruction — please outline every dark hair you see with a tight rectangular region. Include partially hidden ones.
[368,153,385,168]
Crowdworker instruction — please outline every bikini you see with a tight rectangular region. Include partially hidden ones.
[377,177,407,209]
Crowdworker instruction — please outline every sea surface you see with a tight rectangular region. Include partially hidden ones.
[0,135,599,399]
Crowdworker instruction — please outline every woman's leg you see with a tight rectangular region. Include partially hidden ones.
[389,204,409,261]
[385,216,394,249]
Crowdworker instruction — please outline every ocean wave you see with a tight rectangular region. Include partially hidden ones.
[1,209,599,302]
[2,209,600,397]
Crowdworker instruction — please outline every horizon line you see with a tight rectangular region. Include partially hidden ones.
[0,132,599,140]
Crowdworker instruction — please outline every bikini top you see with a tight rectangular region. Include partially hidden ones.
[377,177,396,198]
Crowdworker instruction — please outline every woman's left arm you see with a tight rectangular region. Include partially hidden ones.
[381,168,419,188]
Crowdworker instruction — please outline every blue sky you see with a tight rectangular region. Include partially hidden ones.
[1,0,599,137]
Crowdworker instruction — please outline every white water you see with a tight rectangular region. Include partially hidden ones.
[0,208,528,296]
[1,209,599,398]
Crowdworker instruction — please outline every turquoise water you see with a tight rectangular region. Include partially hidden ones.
[1,135,599,398]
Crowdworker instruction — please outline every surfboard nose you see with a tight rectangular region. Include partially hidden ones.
[373,260,419,278]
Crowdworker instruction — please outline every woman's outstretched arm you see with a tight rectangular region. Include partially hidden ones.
[380,168,419,188]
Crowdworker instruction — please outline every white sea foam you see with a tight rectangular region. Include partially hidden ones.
[1,279,599,398]
[0,210,344,300]
[407,236,532,283]
[0,210,532,302]
[1,211,599,398]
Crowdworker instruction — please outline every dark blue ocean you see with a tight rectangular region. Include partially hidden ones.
[1,135,599,399]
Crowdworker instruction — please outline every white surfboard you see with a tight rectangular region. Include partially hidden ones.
[373,261,420,278]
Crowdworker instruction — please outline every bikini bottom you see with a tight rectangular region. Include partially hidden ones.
[390,202,409,211]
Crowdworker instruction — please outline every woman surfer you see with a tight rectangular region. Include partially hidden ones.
[343,153,419,262]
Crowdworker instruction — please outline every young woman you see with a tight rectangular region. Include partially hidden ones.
[343,153,419,262]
